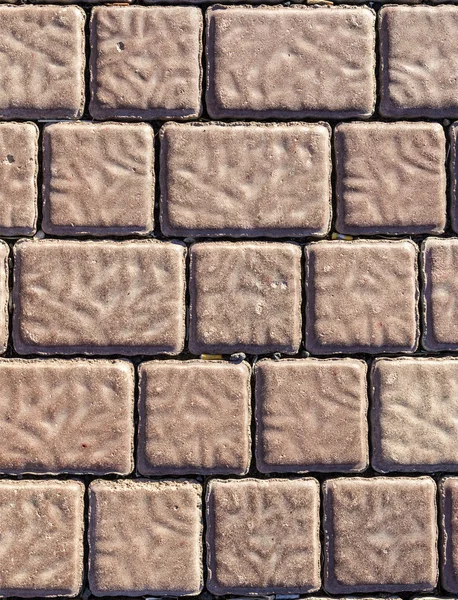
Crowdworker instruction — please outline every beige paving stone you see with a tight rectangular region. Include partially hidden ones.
[0,241,9,356]
[138,360,251,476]
[90,6,202,120]
[189,242,302,355]
[0,480,84,597]
[206,478,320,594]
[324,477,438,593]
[206,5,375,119]
[0,6,85,119]
[13,239,186,356]
[255,358,368,473]
[88,480,203,596]
[42,122,154,236]
[305,240,419,355]
[335,122,446,235]
[160,122,331,238]
[380,6,458,117]
[440,478,458,592]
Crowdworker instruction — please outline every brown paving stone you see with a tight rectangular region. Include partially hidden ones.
[0,241,9,356]
[160,122,331,238]
[13,239,186,356]
[0,6,85,120]
[206,5,376,119]
[0,480,84,597]
[42,122,154,237]
[189,242,302,355]
[335,122,446,235]
[255,358,368,473]
[0,358,134,475]
[88,480,203,596]
[90,6,203,120]
[440,477,458,592]
[305,240,419,355]
[206,478,320,595]
[324,477,438,593]
[380,6,458,118]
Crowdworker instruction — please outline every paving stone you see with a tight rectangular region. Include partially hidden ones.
[206,478,320,594]
[0,6,85,119]
[88,480,203,596]
[324,477,438,593]
[448,122,458,234]
[42,122,154,236]
[440,477,458,592]
[255,358,368,473]
[160,122,331,238]
[305,240,419,355]
[13,239,186,356]
[189,242,302,355]
[335,122,446,235]
[206,5,376,119]
[138,360,251,476]
[0,241,9,356]
[0,480,84,597]
[90,6,202,120]
[380,6,458,118]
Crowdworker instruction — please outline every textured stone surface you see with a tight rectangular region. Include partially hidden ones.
[88,480,203,596]
[0,480,84,597]
[448,122,458,233]
[255,358,368,473]
[138,360,251,475]
[206,5,376,119]
[0,241,9,355]
[305,240,419,354]
[335,122,446,235]
[13,239,186,355]
[42,122,154,236]
[90,6,202,120]
[0,6,85,119]
[160,122,331,237]
[380,6,458,117]
[440,477,458,592]
[206,478,320,594]
[324,477,438,593]
[189,242,302,355]
[0,359,134,475]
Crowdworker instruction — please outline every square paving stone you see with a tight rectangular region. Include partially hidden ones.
[305,240,419,355]
[0,6,85,119]
[380,6,458,117]
[0,358,134,475]
[160,122,331,238]
[189,242,302,355]
[90,6,202,120]
[255,358,368,473]
[324,477,438,593]
[0,480,84,597]
[13,239,186,356]
[88,480,203,596]
[138,360,251,475]
[206,6,376,119]
[206,478,320,594]
[440,478,458,592]
[0,123,38,236]
[42,122,154,236]
[335,122,446,235]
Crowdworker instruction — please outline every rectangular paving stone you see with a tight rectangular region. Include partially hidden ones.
[440,478,458,593]
[13,239,186,356]
[206,478,320,594]
[88,480,203,596]
[160,122,331,238]
[324,477,438,593]
[380,6,458,117]
[0,241,9,355]
[448,122,458,234]
[335,122,446,235]
[90,6,202,120]
[42,122,154,236]
[138,359,251,476]
[305,240,419,355]
[206,5,376,119]
[0,6,85,119]
[255,358,368,473]
[0,480,84,597]
[0,358,134,475]
[189,242,302,355]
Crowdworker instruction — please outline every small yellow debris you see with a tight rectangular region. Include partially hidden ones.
[331,233,353,241]
[201,354,224,360]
